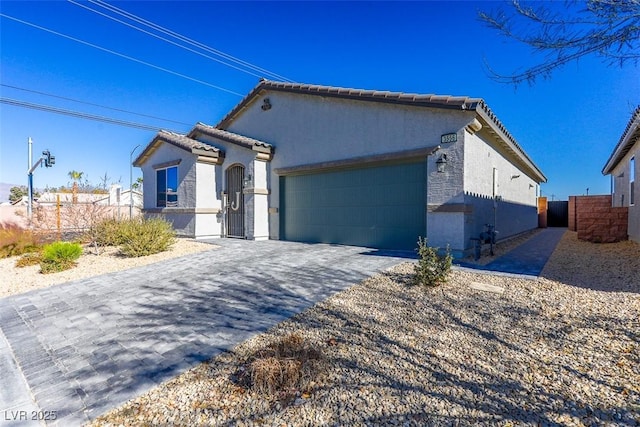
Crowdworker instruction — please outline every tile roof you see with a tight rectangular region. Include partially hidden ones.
[133,130,223,167]
[216,80,483,129]
[602,106,640,175]
[216,79,546,183]
[155,130,222,154]
[188,123,273,154]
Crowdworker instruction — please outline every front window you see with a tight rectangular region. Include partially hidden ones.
[157,166,178,207]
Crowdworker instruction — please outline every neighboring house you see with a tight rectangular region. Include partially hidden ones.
[134,80,546,257]
[37,186,142,208]
[36,192,105,205]
[602,106,640,243]
[93,185,143,209]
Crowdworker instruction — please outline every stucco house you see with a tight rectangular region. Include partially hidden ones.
[134,80,546,257]
[602,106,639,243]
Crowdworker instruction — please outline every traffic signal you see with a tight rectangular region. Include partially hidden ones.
[42,150,55,167]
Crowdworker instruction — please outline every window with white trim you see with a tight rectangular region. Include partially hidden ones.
[631,157,635,206]
[157,166,178,207]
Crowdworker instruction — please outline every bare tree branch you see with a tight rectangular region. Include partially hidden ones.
[479,0,640,85]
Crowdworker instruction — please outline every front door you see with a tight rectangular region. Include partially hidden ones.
[226,165,245,238]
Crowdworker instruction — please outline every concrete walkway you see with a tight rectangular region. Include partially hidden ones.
[0,240,411,427]
[456,228,567,277]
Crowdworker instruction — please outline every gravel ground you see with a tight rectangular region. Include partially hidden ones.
[90,231,640,427]
[0,238,216,298]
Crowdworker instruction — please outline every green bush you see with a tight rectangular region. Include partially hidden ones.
[414,237,452,287]
[0,222,41,258]
[40,241,83,274]
[118,217,176,257]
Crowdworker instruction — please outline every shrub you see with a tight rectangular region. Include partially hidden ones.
[233,333,326,398]
[40,241,83,274]
[118,217,176,257]
[92,218,128,247]
[414,236,452,287]
[0,222,41,258]
[15,252,43,268]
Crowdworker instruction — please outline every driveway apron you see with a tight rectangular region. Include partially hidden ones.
[0,240,411,426]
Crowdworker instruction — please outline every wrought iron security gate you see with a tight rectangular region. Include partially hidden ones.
[226,165,245,238]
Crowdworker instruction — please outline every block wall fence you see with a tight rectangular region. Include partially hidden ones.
[568,195,628,243]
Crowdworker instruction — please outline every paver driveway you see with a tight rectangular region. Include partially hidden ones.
[0,239,412,426]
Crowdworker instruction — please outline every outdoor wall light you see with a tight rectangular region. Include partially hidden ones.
[243,174,253,188]
[261,98,272,111]
[436,154,448,173]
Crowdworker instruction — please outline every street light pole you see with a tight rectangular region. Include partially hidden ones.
[27,137,33,219]
[130,144,141,219]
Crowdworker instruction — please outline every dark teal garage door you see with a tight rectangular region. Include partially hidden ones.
[280,160,426,250]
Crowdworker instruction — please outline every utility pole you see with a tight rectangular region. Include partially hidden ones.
[27,137,33,218]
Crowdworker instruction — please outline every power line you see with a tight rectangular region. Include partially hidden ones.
[1,97,180,133]
[76,0,293,82]
[0,13,244,97]
[68,0,271,81]
[1,83,192,127]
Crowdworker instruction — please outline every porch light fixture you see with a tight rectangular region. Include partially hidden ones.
[243,174,253,188]
[436,154,448,173]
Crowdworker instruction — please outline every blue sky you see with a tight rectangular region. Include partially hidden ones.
[1,1,638,200]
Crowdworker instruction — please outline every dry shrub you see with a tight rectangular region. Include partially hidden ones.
[0,222,41,258]
[234,333,326,399]
[15,251,43,268]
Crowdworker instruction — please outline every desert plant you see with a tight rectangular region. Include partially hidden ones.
[88,217,127,251]
[0,222,41,258]
[118,217,176,257]
[414,236,452,287]
[40,241,82,274]
[15,251,43,268]
[234,333,327,398]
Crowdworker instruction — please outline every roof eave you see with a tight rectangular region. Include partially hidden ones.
[133,132,221,167]
[215,79,483,129]
[602,115,640,175]
[475,104,547,184]
[189,123,274,157]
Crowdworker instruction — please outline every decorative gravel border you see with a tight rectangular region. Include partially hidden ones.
[90,232,640,426]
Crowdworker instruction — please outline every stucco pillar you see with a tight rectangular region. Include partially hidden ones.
[194,161,223,238]
[246,159,270,240]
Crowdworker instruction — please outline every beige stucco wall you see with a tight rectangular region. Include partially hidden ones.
[193,134,269,240]
[226,91,479,246]
[610,142,639,242]
[139,142,222,238]
[464,129,539,205]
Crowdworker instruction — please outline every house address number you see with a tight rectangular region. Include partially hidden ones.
[441,133,457,143]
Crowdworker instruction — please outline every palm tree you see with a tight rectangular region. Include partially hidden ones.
[68,170,84,204]
[131,177,143,191]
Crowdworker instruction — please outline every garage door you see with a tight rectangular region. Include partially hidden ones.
[279,160,426,250]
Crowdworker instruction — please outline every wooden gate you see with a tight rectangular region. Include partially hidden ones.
[226,165,245,238]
